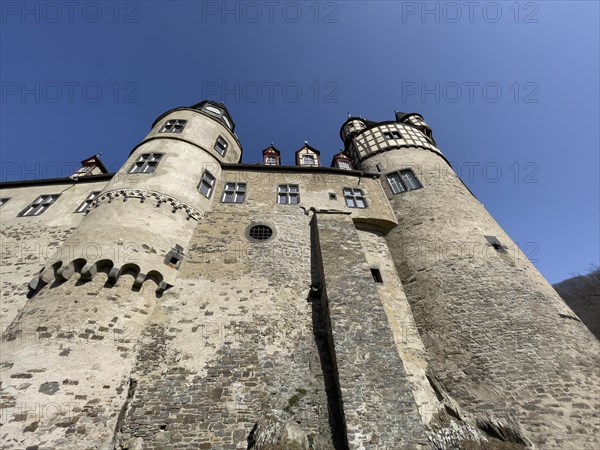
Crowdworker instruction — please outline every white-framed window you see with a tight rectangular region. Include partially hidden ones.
[201,104,233,130]
[160,119,187,133]
[337,160,351,170]
[198,171,216,198]
[383,131,402,140]
[265,156,277,165]
[222,183,246,203]
[302,155,315,165]
[204,105,222,116]
[129,153,163,174]
[18,194,60,217]
[343,188,367,208]
[278,184,300,205]
[387,169,422,194]
[75,166,91,175]
[75,191,101,213]
[0,198,10,207]
[214,136,228,156]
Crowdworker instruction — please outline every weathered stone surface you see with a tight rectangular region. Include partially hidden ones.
[1,105,598,450]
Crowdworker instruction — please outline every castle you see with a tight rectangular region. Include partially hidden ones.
[0,101,598,450]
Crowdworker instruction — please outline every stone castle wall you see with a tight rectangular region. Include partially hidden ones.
[1,106,598,450]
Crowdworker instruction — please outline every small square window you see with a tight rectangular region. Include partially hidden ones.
[129,153,163,174]
[370,268,383,283]
[160,119,187,133]
[278,184,300,205]
[222,182,246,203]
[214,136,228,156]
[18,194,60,217]
[75,191,101,213]
[387,169,422,194]
[383,131,402,140]
[329,193,337,200]
[265,156,277,165]
[199,171,216,198]
[343,188,367,209]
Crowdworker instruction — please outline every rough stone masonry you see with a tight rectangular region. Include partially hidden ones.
[1,101,598,449]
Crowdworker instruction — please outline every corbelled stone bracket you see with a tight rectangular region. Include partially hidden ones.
[87,189,204,221]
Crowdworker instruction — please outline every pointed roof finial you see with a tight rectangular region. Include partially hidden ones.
[304,140,308,145]
[347,112,351,118]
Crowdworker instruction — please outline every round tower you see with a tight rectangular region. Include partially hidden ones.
[340,113,600,448]
[1,101,242,449]
[29,100,241,293]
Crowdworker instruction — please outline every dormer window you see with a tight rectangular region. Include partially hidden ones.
[303,155,315,165]
[221,115,232,129]
[200,103,233,130]
[263,146,281,166]
[204,105,222,116]
[337,160,351,170]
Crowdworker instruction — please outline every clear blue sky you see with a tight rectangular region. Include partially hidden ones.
[1,1,598,283]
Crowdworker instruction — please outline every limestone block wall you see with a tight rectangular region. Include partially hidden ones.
[359,147,600,449]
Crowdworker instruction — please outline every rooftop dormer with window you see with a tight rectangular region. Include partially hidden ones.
[191,100,235,131]
[295,143,320,167]
[331,151,353,170]
[71,154,109,179]
[262,145,281,166]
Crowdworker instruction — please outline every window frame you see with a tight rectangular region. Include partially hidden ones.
[343,187,368,209]
[198,170,216,198]
[277,184,300,205]
[159,119,188,134]
[302,155,315,165]
[337,160,351,170]
[221,182,246,204]
[214,136,228,156]
[18,194,60,217]
[383,131,402,140]
[128,153,164,174]
[75,191,101,213]
[386,169,422,195]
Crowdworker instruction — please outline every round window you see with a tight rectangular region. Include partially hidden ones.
[248,225,273,241]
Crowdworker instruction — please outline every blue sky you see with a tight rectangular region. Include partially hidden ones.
[1,1,598,283]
